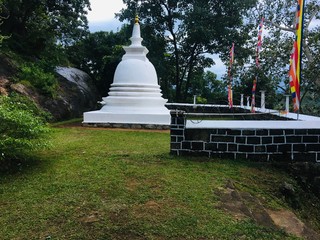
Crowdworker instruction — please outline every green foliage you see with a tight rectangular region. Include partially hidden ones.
[237,0,320,115]
[0,0,90,56]
[196,96,207,104]
[66,28,130,96]
[8,92,53,122]
[0,0,9,46]
[0,95,50,169]
[19,63,58,97]
[186,71,227,104]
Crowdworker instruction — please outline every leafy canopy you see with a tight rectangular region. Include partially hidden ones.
[0,0,90,56]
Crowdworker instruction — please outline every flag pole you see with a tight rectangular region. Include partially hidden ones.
[298,0,306,120]
[289,0,305,120]
[251,17,264,113]
[228,43,234,109]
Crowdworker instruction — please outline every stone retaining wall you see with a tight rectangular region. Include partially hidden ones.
[170,111,320,162]
[83,122,170,130]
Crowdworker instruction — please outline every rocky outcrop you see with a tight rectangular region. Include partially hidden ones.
[0,58,99,121]
[0,78,9,96]
[216,179,320,239]
[45,67,100,121]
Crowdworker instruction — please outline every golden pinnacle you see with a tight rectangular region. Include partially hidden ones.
[135,15,139,24]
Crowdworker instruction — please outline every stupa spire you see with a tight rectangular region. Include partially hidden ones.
[130,14,143,47]
[123,14,148,61]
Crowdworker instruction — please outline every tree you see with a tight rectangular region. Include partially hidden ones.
[0,0,8,45]
[0,0,90,57]
[117,0,257,102]
[241,0,320,114]
[66,26,132,97]
[193,71,227,104]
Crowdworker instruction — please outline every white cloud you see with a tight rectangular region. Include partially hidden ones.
[88,0,125,23]
[89,19,124,32]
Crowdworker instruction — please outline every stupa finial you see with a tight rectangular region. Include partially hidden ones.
[135,15,139,24]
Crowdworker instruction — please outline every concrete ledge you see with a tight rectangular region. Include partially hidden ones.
[186,120,320,129]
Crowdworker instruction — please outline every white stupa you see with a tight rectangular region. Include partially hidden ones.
[83,16,170,127]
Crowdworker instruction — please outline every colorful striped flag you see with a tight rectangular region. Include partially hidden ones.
[256,17,264,67]
[289,0,305,112]
[251,18,264,113]
[251,78,257,113]
[228,43,235,108]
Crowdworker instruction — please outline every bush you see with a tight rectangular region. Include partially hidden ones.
[0,95,50,170]
[8,92,53,122]
[19,63,58,97]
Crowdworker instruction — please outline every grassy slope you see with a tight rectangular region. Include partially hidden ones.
[0,126,318,239]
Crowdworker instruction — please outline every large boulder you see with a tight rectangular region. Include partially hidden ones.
[47,67,99,120]
[0,53,100,121]
[8,66,99,121]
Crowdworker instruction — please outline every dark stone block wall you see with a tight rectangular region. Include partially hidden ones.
[170,111,320,162]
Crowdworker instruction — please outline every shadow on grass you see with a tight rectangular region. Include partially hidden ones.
[0,154,51,177]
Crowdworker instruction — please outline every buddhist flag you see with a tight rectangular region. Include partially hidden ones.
[251,78,257,113]
[256,17,264,67]
[289,0,305,112]
[251,18,264,113]
[228,43,235,108]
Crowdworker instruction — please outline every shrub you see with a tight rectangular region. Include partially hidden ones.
[19,63,58,97]
[9,92,53,122]
[0,95,50,170]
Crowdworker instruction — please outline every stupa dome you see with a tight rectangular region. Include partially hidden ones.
[113,58,158,86]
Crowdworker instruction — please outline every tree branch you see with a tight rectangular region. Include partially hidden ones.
[306,10,317,30]
[264,19,295,33]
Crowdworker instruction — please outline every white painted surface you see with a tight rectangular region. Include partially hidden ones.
[185,104,320,129]
[165,103,320,129]
[186,120,320,129]
[84,111,170,125]
[83,19,170,125]
[242,106,320,121]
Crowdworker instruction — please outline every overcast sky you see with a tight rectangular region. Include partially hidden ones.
[87,0,125,32]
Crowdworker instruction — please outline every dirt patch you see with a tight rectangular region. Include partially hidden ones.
[131,199,178,221]
[126,178,140,192]
[144,200,161,210]
[108,203,130,225]
[79,211,101,224]
[132,200,163,218]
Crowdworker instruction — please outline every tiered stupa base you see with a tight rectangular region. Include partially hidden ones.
[83,103,170,127]
[83,84,170,127]
[83,112,170,129]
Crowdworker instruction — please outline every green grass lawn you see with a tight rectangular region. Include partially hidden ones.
[0,125,319,239]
